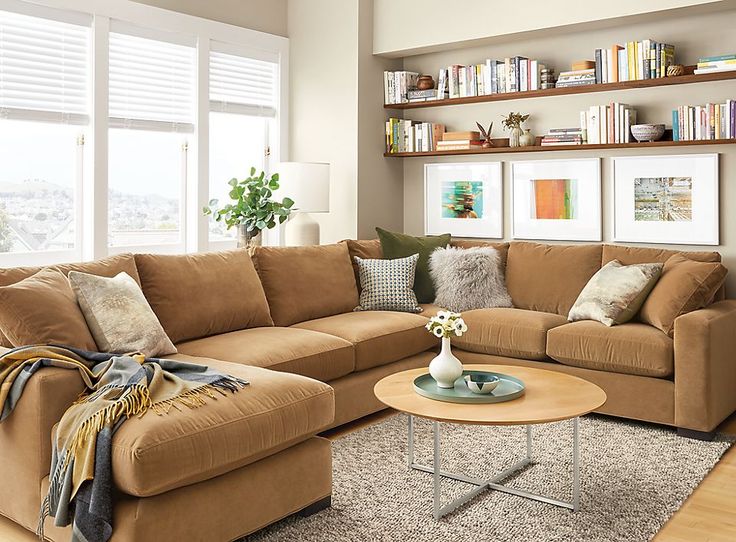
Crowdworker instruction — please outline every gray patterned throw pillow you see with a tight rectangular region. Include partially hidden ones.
[68,271,177,357]
[568,259,663,326]
[354,254,422,313]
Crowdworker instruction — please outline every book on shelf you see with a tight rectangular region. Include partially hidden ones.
[383,71,419,104]
[672,100,735,141]
[441,57,548,99]
[555,68,596,88]
[436,141,483,150]
[694,54,736,74]
[584,103,637,144]
[385,118,445,153]
[594,40,673,83]
[541,127,584,146]
[443,130,480,141]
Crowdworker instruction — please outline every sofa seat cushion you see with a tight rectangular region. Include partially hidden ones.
[176,327,355,382]
[292,312,436,371]
[547,321,673,378]
[110,360,334,497]
[452,308,568,360]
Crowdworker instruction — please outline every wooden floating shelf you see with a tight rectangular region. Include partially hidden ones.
[383,67,736,110]
[384,138,736,158]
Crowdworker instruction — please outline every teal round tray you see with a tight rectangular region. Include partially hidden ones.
[413,370,525,404]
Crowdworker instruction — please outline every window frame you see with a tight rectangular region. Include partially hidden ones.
[0,0,288,265]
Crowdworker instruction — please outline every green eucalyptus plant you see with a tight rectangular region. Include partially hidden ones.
[203,167,294,235]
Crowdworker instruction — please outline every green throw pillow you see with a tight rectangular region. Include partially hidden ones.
[376,227,451,303]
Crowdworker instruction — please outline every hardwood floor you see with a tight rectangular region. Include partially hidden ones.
[1,411,734,541]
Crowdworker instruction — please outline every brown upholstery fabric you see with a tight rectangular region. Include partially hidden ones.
[547,321,674,378]
[601,244,721,265]
[505,242,602,316]
[328,352,435,429]
[674,300,736,432]
[0,253,140,348]
[174,327,355,382]
[344,238,383,291]
[292,311,435,371]
[452,308,568,360]
[0,367,84,533]
[110,360,334,497]
[0,268,97,350]
[640,254,728,337]
[455,351,675,427]
[252,243,359,326]
[419,303,445,318]
[42,437,332,542]
[135,250,273,343]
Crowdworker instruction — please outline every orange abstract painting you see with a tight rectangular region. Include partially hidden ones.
[532,179,577,219]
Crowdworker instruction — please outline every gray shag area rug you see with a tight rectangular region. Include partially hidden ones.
[246,414,732,542]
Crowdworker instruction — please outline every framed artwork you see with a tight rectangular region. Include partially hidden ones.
[424,162,503,238]
[613,154,719,245]
[511,158,601,241]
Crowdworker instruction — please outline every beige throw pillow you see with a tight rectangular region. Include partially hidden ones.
[568,260,663,326]
[68,271,177,357]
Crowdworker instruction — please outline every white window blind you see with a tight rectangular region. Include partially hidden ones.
[0,9,90,124]
[109,31,194,131]
[209,50,277,116]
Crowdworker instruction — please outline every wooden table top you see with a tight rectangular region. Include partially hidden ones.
[374,364,607,426]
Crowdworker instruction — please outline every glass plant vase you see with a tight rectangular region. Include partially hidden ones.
[429,337,463,389]
[509,126,522,147]
[236,225,262,249]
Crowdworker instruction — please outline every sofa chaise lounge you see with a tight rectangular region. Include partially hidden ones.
[0,239,734,541]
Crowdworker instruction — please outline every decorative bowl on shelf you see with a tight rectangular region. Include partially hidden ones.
[631,124,665,142]
[463,373,500,394]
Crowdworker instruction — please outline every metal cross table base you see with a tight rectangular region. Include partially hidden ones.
[407,415,581,519]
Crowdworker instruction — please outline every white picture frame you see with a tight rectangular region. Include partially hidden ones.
[612,154,719,245]
[424,162,503,238]
[511,158,601,241]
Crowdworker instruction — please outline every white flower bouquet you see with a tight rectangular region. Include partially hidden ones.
[425,310,468,339]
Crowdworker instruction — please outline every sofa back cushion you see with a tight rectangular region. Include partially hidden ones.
[451,240,510,266]
[505,242,602,316]
[0,253,140,347]
[344,239,383,291]
[0,268,97,350]
[601,244,721,265]
[135,249,273,343]
[252,243,359,326]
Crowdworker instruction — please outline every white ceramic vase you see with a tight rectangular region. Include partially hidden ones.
[429,337,463,389]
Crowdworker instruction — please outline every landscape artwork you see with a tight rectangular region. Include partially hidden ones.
[634,177,693,222]
[441,180,484,219]
[531,179,577,220]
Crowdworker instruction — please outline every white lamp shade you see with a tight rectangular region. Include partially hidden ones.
[276,162,330,213]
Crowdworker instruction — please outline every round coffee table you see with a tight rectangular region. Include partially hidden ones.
[374,364,607,519]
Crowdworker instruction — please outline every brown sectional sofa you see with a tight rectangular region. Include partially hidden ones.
[0,238,734,541]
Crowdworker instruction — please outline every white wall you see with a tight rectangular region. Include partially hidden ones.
[373,0,734,56]
[134,0,287,36]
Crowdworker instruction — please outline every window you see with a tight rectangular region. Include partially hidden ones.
[208,47,277,241]
[0,7,89,260]
[0,0,286,264]
[107,29,194,249]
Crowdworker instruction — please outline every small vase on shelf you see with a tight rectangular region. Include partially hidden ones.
[429,337,463,388]
[509,126,522,147]
[519,129,535,147]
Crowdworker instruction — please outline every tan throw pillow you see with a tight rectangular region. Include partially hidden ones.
[68,271,177,357]
[639,254,728,337]
[0,268,97,350]
[568,260,663,326]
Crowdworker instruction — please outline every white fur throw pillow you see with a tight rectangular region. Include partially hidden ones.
[429,246,513,312]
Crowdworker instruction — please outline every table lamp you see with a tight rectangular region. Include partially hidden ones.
[277,162,330,245]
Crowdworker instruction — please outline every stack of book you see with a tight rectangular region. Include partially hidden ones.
[436,131,482,151]
[541,128,584,146]
[555,68,596,88]
[406,88,447,103]
[581,103,638,144]
[440,57,549,99]
[594,41,674,83]
[385,118,446,153]
[672,101,735,141]
[694,54,736,75]
[383,71,419,104]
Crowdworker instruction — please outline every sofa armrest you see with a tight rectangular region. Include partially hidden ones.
[0,367,85,529]
[674,299,736,432]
